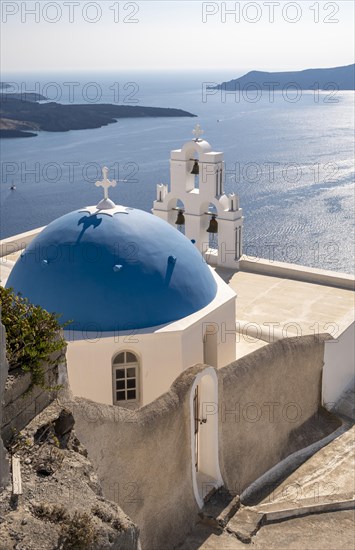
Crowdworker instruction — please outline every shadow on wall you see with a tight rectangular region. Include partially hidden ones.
[68,334,335,550]
[69,364,204,550]
[218,334,333,495]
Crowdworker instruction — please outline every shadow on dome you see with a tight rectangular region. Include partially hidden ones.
[77,214,102,243]
[164,255,177,286]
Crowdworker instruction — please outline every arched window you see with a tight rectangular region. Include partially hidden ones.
[112,351,140,406]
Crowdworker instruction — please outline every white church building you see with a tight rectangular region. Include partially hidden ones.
[5,127,240,408]
[1,126,354,536]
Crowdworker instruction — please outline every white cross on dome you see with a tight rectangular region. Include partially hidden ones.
[95,166,117,201]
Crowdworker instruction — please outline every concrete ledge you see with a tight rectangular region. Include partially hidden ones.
[226,497,355,544]
[256,496,355,522]
[0,227,44,258]
[239,257,355,291]
[0,258,15,268]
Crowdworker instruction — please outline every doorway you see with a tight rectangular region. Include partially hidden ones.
[190,367,223,508]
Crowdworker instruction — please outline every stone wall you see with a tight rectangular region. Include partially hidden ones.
[218,335,330,494]
[0,317,9,488]
[1,348,66,446]
[71,365,204,550]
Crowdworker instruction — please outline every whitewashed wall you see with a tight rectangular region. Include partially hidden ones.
[65,270,236,406]
[322,321,355,409]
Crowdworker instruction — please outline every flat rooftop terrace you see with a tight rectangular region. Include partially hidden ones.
[216,265,354,359]
[229,270,354,334]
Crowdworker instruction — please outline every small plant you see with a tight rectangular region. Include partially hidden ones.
[33,502,69,523]
[10,430,33,453]
[92,504,122,531]
[59,511,97,549]
[52,435,60,448]
[0,286,67,393]
[92,504,114,524]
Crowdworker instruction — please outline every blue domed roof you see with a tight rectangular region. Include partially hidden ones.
[6,207,217,331]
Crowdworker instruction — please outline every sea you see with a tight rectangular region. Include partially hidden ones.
[0,70,354,274]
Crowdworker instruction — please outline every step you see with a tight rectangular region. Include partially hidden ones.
[198,487,240,529]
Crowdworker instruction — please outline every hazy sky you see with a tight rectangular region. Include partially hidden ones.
[1,0,354,73]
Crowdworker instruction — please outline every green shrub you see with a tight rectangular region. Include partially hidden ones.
[0,286,67,392]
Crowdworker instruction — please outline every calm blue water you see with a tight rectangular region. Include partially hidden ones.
[1,71,354,273]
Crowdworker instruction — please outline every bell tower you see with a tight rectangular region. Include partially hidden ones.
[152,126,244,269]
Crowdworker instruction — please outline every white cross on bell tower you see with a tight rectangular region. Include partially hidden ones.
[192,124,204,142]
[95,166,117,210]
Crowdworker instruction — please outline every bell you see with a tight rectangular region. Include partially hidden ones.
[175,209,185,226]
[206,215,218,233]
[190,160,199,175]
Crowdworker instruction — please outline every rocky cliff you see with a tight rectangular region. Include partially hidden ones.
[0,319,140,549]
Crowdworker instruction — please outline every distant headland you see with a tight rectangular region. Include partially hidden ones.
[213,63,355,91]
[0,94,196,138]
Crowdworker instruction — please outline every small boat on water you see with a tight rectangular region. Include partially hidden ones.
[10,183,16,190]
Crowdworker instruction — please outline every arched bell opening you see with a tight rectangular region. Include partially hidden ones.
[183,145,201,192]
[173,199,186,235]
[204,203,218,250]
[190,368,223,508]
[190,156,199,191]
[165,197,185,230]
